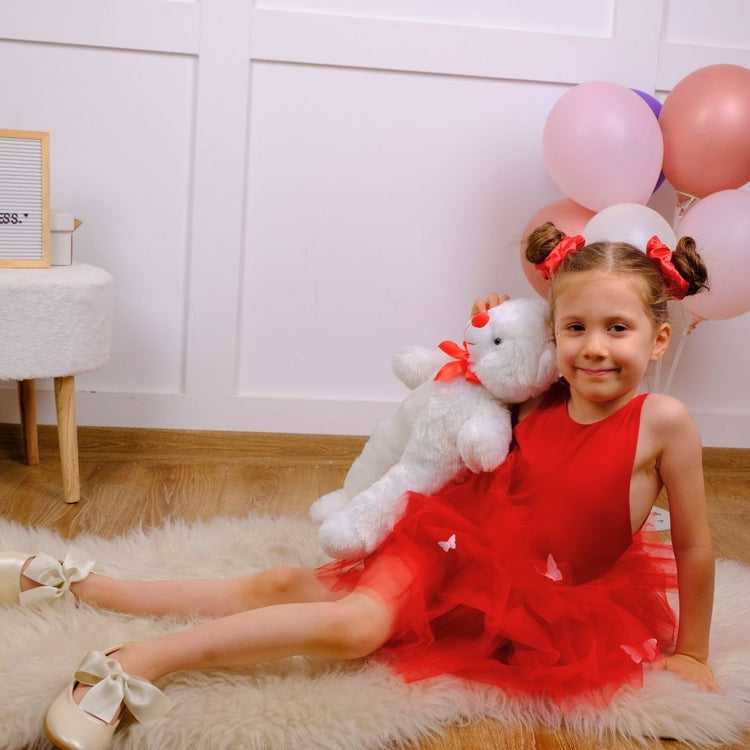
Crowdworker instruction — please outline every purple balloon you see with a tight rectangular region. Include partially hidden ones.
[632,89,662,119]
[632,89,666,191]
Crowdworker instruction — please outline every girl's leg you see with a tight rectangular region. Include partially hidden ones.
[111,590,396,685]
[48,551,412,742]
[51,589,397,743]
[20,562,341,617]
[105,551,414,681]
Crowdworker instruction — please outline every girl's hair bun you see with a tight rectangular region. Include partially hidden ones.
[672,236,709,297]
[525,222,566,265]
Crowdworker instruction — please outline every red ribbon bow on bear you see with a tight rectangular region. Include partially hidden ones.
[434,341,482,385]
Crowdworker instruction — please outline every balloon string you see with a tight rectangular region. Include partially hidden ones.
[673,192,699,228]
[652,359,663,393]
[663,330,689,394]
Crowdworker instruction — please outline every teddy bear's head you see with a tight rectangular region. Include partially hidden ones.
[465,298,558,403]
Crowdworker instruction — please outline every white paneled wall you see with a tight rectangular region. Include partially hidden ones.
[1,0,749,447]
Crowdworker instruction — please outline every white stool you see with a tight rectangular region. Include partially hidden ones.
[0,264,113,503]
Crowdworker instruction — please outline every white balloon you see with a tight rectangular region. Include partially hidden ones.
[583,203,676,251]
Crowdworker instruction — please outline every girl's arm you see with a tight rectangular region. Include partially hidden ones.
[654,397,718,690]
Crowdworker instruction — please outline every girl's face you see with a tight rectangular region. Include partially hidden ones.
[553,271,670,420]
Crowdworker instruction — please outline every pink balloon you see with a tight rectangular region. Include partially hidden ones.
[543,82,663,212]
[676,189,750,320]
[519,198,596,297]
[660,64,750,199]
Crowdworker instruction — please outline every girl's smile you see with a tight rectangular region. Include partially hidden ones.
[579,367,617,377]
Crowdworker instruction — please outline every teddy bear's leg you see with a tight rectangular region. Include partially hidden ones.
[317,385,453,558]
[311,402,418,529]
[309,489,350,524]
[341,406,416,497]
[317,492,408,560]
[337,427,466,554]
[319,451,461,559]
[328,405,465,556]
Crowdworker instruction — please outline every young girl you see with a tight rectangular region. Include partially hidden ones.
[1,222,717,749]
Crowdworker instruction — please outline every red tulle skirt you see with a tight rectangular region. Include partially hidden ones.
[316,465,678,708]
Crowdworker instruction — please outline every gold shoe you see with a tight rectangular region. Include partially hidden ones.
[0,547,95,607]
[43,648,171,750]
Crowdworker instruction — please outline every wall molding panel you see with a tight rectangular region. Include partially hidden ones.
[3,0,200,54]
[249,3,663,89]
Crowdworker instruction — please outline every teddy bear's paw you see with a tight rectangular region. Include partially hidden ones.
[464,447,508,473]
[318,512,370,559]
[457,415,512,473]
[458,433,508,473]
[309,489,349,524]
[391,346,448,390]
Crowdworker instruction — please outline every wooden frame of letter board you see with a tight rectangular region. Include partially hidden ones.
[0,129,50,268]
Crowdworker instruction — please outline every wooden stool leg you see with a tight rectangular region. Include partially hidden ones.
[17,379,40,465]
[54,376,81,504]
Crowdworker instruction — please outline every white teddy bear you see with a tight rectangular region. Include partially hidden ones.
[310,297,558,559]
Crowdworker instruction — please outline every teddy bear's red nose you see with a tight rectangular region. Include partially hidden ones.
[471,312,490,328]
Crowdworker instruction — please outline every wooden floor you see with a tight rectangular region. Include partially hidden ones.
[1,423,748,750]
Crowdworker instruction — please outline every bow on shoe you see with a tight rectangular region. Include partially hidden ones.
[75,650,171,725]
[19,546,96,607]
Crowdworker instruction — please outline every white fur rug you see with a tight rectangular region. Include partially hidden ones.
[1,515,749,749]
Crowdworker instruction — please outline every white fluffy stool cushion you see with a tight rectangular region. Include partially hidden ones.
[0,264,113,380]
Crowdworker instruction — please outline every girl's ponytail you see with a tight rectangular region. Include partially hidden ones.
[524,222,566,265]
[671,236,710,298]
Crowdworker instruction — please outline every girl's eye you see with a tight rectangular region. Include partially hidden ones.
[567,323,585,332]
[610,324,628,333]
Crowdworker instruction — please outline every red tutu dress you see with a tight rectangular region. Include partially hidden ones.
[317,382,678,707]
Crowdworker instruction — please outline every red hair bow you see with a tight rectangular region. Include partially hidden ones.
[646,236,689,300]
[434,340,482,385]
[535,235,586,280]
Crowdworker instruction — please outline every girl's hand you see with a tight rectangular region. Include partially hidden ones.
[471,293,509,316]
[652,653,720,692]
